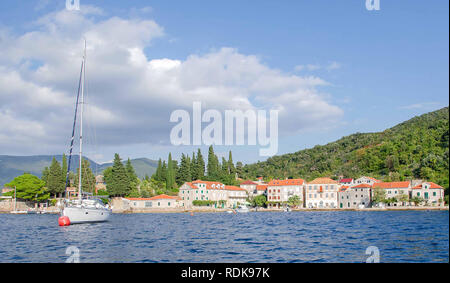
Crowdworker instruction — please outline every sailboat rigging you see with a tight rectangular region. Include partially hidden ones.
[59,40,111,225]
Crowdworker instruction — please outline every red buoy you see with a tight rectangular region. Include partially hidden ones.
[58,216,71,226]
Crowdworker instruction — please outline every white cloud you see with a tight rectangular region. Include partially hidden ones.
[0,7,343,156]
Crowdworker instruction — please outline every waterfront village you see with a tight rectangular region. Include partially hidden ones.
[1,174,447,213]
[113,176,447,213]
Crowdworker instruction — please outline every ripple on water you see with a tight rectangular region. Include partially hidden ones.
[0,211,448,263]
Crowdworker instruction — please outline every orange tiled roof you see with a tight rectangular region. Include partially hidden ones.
[225,185,246,191]
[149,194,180,200]
[268,178,305,186]
[372,181,410,189]
[308,177,339,184]
[352,184,372,188]
[256,184,268,191]
[412,182,444,189]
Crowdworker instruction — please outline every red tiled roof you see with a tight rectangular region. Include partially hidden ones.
[225,185,246,191]
[240,180,257,185]
[268,178,305,186]
[256,185,268,191]
[372,181,410,189]
[149,194,180,200]
[352,184,372,188]
[412,182,444,189]
[339,178,353,183]
[308,177,339,184]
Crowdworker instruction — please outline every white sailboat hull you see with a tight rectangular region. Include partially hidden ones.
[62,206,111,224]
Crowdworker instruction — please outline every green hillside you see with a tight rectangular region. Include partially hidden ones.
[242,107,449,191]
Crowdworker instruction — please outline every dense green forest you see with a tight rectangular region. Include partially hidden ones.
[242,107,449,193]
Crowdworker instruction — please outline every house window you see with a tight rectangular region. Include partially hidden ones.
[145,202,152,207]
[168,202,171,206]
[158,202,160,206]
[433,192,436,196]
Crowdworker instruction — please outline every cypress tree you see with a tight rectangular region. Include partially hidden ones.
[196,148,205,180]
[47,157,62,197]
[153,158,163,181]
[166,153,176,190]
[126,158,138,192]
[161,161,167,182]
[106,153,129,197]
[207,145,219,179]
[228,151,235,175]
[191,152,197,180]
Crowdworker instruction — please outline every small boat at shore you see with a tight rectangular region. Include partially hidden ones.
[10,210,28,214]
[236,205,249,213]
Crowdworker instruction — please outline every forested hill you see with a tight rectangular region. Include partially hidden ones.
[242,107,449,190]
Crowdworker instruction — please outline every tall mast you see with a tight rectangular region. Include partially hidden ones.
[78,40,86,201]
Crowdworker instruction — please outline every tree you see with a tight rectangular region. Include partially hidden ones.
[153,159,163,182]
[287,195,302,208]
[74,158,96,193]
[41,167,50,186]
[105,154,129,197]
[166,153,177,191]
[397,191,409,206]
[250,194,267,207]
[228,151,236,175]
[4,173,49,203]
[196,148,205,179]
[411,196,424,206]
[207,145,220,180]
[177,153,192,185]
[372,189,386,205]
[47,157,62,198]
[236,162,243,178]
[126,158,138,185]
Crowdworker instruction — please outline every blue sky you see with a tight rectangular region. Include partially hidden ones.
[0,0,448,164]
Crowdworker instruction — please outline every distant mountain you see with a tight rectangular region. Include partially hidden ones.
[242,107,449,191]
[0,155,158,187]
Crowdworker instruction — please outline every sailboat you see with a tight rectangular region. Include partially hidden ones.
[59,41,111,225]
[10,186,28,214]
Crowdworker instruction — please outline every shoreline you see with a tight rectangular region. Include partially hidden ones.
[111,206,449,214]
[1,206,447,214]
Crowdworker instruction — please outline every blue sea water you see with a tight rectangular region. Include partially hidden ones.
[0,211,448,263]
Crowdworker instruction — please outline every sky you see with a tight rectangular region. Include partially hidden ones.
[0,0,448,165]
